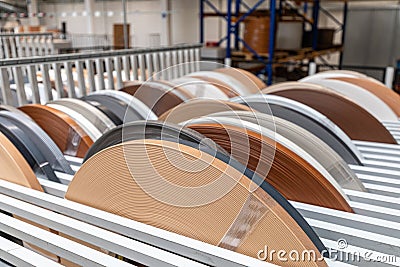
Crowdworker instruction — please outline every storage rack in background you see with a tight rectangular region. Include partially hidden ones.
[199,0,348,85]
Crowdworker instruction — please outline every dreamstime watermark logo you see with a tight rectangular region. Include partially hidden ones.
[257,238,399,264]
[257,245,326,263]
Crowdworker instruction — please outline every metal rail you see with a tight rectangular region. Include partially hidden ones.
[0,32,54,59]
[0,179,274,267]
[0,43,202,106]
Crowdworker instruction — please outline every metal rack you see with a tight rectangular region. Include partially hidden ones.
[199,0,348,85]
[0,32,54,59]
[0,43,202,107]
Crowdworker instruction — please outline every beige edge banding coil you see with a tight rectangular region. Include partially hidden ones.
[65,139,327,267]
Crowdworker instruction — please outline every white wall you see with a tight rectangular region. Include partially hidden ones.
[39,1,162,46]
[35,0,400,67]
[36,0,271,47]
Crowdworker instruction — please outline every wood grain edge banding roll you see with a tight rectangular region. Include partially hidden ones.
[66,139,327,267]
[206,111,366,192]
[331,77,400,117]
[120,83,184,116]
[159,99,253,123]
[83,100,123,126]
[264,88,397,144]
[49,98,115,133]
[0,110,73,177]
[187,123,354,212]
[83,120,226,162]
[215,67,267,91]
[189,76,241,98]
[19,105,93,158]
[150,80,196,101]
[0,132,43,191]
[233,94,365,166]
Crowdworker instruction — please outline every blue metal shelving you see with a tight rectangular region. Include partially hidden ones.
[199,0,349,85]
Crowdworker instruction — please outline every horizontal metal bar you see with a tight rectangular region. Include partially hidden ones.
[305,218,400,257]
[0,212,133,267]
[358,146,400,156]
[321,238,399,267]
[0,44,203,68]
[357,173,400,188]
[350,165,400,180]
[70,164,80,172]
[383,127,400,131]
[353,140,400,150]
[382,121,400,125]
[362,183,400,198]
[349,201,400,223]
[0,236,62,267]
[361,153,400,164]
[345,189,400,213]
[38,178,67,198]
[64,155,83,165]
[0,180,273,267]
[293,201,400,237]
[0,193,204,267]
[324,257,356,267]
[54,172,73,184]
[296,202,400,265]
[0,33,53,38]
[361,159,400,172]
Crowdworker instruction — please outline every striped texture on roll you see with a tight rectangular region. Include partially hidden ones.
[186,122,354,212]
[83,120,227,162]
[187,71,252,96]
[0,105,35,121]
[83,99,123,126]
[205,111,366,192]
[121,82,184,116]
[147,80,195,101]
[171,77,230,100]
[49,98,115,133]
[263,84,397,144]
[215,67,267,91]
[0,110,74,177]
[90,90,158,121]
[159,99,253,123]
[184,76,239,98]
[47,103,102,142]
[331,77,400,118]
[0,132,43,191]
[66,139,327,267]
[297,79,398,122]
[231,94,364,165]
[19,104,93,158]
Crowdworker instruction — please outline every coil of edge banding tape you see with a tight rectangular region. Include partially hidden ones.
[232,94,365,165]
[159,99,253,124]
[19,104,93,158]
[66,139,327,267]
[185,119,353,212]
[206,110,366,192]
[262,83,397,144]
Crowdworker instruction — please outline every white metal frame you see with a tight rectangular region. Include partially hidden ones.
[0,33,54,59]
[0,43,202,106]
